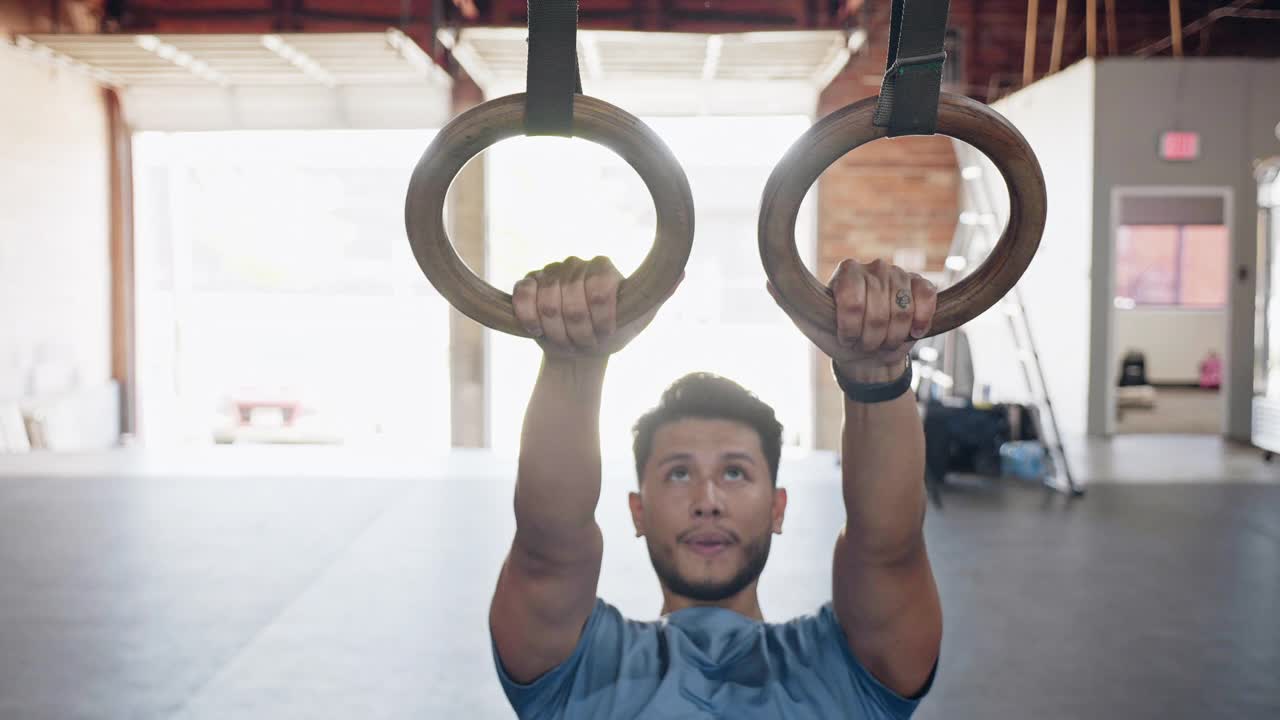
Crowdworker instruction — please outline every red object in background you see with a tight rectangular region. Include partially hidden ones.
[1160,131,1200,161]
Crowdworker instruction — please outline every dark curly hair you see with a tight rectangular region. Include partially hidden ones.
[632,373,783,486]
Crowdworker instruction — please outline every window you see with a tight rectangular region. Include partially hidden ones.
[1115,224,1228,309]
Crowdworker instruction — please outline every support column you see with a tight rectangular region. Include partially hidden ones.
[448,75,489,448]
[105,88,137,439]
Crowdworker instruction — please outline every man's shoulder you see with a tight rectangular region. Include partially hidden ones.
[764,602,840,640]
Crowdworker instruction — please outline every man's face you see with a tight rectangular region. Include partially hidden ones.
[629,418,787,604]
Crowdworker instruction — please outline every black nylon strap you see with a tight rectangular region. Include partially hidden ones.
[833,359,914,404]
[872,0,951,137]
[525,0,583,136]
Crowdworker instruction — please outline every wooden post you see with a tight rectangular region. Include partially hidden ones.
[105,88,137,438]
[1024,0,1040,86]
[1104,0,1118,55]
[1086,0,1097,58]
[1170,0,1184,57]
[1050,0,1068,73]
[448,76,489,448]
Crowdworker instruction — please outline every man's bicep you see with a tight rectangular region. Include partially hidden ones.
[832,531,941,699]
[490,522,604,685]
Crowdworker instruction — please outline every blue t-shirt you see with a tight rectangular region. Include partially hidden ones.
[492,598,932,719]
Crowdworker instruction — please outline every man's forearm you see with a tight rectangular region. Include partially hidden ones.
[514,355,608,552]
[840,368,927,560]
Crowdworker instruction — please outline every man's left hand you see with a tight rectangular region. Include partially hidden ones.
[768,259,937,384]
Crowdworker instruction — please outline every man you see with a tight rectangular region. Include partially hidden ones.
[490,255,942,718]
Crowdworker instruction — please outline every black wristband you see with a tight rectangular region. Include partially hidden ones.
[832,359,913,404]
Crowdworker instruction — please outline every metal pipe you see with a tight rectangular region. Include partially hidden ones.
[1135,0,1257,57]
[1086,0,1097,58]
[1023,0,1040,86]
[1049,0,1067,73]
[1170,0,1184,57]
[1104,0,1118,55]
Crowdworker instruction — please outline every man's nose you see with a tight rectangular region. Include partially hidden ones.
[690,476,725,518]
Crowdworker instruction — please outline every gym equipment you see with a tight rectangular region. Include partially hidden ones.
[404,1,694,337]
[758,0,1046,339]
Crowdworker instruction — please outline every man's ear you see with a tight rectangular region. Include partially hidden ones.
[772,487,788,534]
[629,491,645,537]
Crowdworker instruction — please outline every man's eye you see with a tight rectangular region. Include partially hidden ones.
[725,467,745,481]
[668,467,689,482]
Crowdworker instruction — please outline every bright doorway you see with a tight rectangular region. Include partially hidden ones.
[1109,189,1231,435]
[132,129,451,450]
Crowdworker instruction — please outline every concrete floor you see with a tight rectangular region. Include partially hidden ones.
[1116,387,1223,435]
[0,439,1277,719]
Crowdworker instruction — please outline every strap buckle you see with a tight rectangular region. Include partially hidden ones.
[885,51,947,77]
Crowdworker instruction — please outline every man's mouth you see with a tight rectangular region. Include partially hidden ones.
[687,540,730,556]
[684,531,734,557]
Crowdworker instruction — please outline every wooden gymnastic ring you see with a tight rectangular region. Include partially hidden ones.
[758,92,1046,338]
[405,93,694,337]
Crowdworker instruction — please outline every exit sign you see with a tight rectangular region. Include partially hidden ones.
[1160,131,1200,161]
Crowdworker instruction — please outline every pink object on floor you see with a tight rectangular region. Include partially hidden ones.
[1200,352,1222,389]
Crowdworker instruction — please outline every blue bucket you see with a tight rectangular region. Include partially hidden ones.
[1000,441,1046,480]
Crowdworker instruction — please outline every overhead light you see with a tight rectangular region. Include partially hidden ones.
[135,34,228,86]
[390,28,452,85]
[847,29,868,53]
[961,165,982,180]
[945,255,968,271]
[701,35,723,82]
[261,34,336,87]
[580,33,604,81]
[11,34,123,86]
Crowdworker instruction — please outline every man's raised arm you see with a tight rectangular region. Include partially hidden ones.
[769,258,942,699]
[490,256,679,684]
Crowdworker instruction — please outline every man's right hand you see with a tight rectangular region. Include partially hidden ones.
[513,256,682,360]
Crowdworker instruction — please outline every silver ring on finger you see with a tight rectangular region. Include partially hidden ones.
[895,289,912,311]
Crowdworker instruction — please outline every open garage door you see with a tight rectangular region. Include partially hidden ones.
[13,31,455,449]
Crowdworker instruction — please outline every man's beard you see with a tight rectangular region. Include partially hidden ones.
[648,531,772,603]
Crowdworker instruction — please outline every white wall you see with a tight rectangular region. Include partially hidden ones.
[1093,59,1280,440]
[983,61,1096,443]
[1113,309,1225,384]
[0,44,111,402]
